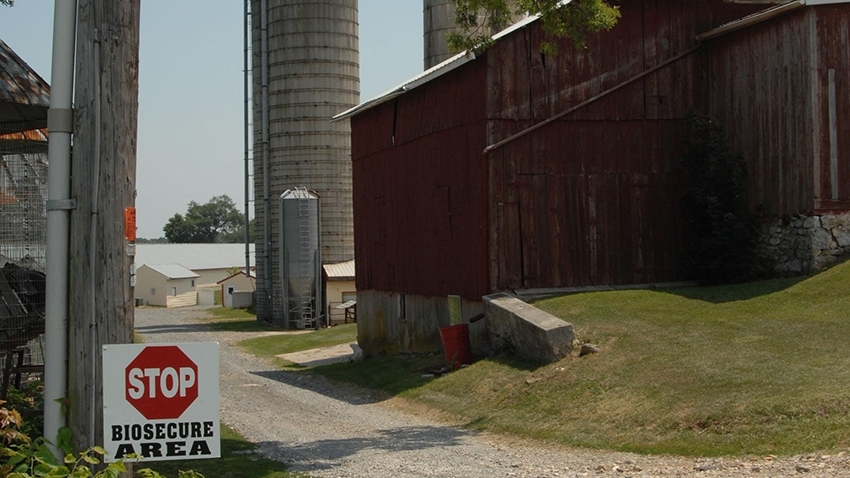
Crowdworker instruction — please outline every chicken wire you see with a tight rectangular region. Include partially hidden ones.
[0,123,47,384]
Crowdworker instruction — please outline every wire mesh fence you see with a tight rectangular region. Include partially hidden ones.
[0,123,48,395]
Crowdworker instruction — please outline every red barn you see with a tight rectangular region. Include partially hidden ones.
[335,0,850,356]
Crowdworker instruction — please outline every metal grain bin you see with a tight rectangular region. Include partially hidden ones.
[279,188,323,329]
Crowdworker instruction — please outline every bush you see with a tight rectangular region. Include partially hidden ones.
[0,401,201,478]
[680,113,770,284]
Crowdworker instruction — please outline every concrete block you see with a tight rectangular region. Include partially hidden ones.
[484,293,575,364]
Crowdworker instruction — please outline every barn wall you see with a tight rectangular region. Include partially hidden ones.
[706,8,815,216]
[351,62,489,301]
[812,5,850,211]
[356,289,485,356]
[484,0,766,291]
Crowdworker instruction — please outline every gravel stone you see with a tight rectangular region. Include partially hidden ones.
[135,306,850,477]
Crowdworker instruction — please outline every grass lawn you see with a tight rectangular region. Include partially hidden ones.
[308,260,850,457]
[133,424,292,478]
[203,307,278,333]
[237,323,357,364]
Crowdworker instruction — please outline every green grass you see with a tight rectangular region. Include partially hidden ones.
[307,261,850,457]
[134,424,292,478]
[238,324,357,359]
[201,307,278,333]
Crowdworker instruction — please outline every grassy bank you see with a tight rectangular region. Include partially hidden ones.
[308,261,850,457]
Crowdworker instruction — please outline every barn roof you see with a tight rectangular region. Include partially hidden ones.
[335,0,822,123]
[0,38,50,134]
[136,243,255,271]
[697,0,848,41]
[144,264,199,280]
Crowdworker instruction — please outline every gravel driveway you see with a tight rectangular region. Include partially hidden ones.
[135,306,850,477]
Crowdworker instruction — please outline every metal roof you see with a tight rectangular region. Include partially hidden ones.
[323,260,355,280]
[332,13,540,122]
[698,0,850,41]
[135,244,255,271]
[144,263,200,280]
[0,38,50,134]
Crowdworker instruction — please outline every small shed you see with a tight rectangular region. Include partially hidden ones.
[323,260,356,325]
[217,271,255,308]
[134,244,255,287]
[136,264,199,308]
[0,37,50,382]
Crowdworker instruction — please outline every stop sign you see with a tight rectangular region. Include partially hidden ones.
[125,345,199,420]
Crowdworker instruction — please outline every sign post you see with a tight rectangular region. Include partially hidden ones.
[103,343,220,462]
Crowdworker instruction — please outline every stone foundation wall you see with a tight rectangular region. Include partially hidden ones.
[760,212,850,275]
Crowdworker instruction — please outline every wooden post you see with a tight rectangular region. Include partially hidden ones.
[69,0,140,458]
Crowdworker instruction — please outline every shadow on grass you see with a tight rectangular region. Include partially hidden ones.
[207,319,279,333]
[142,435,290,478]
[255,425,475,474]
[250,352,541,408]
[654,275,807,304]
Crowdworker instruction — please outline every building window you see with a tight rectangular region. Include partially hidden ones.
[171,287,177,297]
[397,293,406,320]
[191,279,195,287]
[150,288,156,295]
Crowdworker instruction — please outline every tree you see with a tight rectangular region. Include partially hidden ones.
[0,1,13,7]
[163,195,247,243]
[448,0,620,54]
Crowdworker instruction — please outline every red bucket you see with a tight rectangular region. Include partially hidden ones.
[439,323,472,369]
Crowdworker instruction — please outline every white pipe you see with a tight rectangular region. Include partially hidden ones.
[45,0,77,458]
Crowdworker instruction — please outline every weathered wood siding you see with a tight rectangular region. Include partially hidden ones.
[706,8,812,216]
[485,0,765,290]
[351,63,489,301]
[707,5,850,215]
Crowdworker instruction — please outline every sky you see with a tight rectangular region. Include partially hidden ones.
[0,1,424,238]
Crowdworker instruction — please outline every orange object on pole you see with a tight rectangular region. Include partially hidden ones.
[124,207,136,242]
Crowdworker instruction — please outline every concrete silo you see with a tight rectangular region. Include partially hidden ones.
[424,0,524,70]
[253,0,358,326]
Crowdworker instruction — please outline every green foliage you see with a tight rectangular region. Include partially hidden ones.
[5,381,44,438]
[1,1,13,7]
[680,113,768,284]
[0,402,201,478]
[448,0,620,54]
[163,195,249,243]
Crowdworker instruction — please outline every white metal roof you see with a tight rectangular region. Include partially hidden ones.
[323,260,355,280]
[135,244,254,271]
[144,263,199,280]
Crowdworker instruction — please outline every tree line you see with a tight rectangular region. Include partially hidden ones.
[160,195,252,244]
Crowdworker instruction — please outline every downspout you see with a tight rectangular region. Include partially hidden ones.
[44,0,77,458]
[244,0,251,276]
[261,0,272,316]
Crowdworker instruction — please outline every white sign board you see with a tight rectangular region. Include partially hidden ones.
[103,343,220,462]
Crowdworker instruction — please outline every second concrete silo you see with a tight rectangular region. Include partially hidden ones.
[253,0,358,326]
[424,0,524,70]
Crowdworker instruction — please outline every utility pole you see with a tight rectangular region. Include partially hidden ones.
[68,0,140,457]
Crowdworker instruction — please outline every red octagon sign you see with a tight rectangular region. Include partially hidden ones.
[125,345,199,420]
